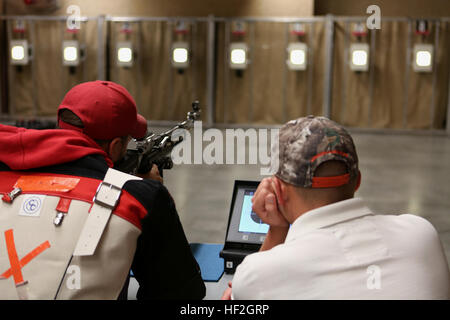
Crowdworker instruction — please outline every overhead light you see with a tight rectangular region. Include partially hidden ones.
[287,42,307,70]
[231,49,246,64]
[353,50,367,65]
[349,43,369,71]
[10,39,29,65]
[12,45,25,60]
[413,44,433,72]
[416,51,431,66]
[62,40,79,66]
[229,42,248,70]
[171,42,189,69]
[116,41,133,67]
[173,48,188,63]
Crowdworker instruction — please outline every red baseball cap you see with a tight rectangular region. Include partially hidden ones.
[57,81,147,140]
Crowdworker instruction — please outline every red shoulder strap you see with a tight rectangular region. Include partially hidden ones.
[0,171,146,230]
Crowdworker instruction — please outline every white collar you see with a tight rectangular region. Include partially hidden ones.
[285,198,373,242]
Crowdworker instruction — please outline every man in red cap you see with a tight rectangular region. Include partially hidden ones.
[0,81,205,300]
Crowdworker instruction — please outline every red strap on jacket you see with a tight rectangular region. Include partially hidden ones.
[0,171,147,230]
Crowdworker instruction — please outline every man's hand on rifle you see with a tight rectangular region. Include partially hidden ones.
[137,164,164,184]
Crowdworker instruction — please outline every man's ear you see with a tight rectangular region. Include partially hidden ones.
[272,176,288,206]
[355,170,362,192]
[279,180,289,202]
[108,137,125,162]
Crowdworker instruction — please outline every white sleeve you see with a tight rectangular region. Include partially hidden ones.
[231,253,264,300]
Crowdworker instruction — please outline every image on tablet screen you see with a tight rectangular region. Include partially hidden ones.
[238,190,269,234]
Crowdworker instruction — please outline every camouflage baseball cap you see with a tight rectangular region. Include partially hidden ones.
[273,115,359,188]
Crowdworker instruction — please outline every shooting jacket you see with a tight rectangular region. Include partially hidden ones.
[0,124,205,300]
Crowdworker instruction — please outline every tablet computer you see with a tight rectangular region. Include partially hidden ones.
[220,180,269,273]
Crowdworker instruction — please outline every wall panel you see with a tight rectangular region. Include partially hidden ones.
[7,20,35,116]
[315,0,450,17]
[108,20,208,122]
[331,21,372,128]
[215,19,327,125]
[6,0,314,17]
[2,14,449,132]
[370,21,407,129]
[435,21,450,129]
[332,19,449,130]
[6,19,98,117]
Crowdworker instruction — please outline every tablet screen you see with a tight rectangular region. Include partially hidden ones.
[225,181,269,244]
[238,190,269,234]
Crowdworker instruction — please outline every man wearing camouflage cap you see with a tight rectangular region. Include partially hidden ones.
[223,116,449,300]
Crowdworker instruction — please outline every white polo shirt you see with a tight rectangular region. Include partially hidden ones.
[232,198,450,300]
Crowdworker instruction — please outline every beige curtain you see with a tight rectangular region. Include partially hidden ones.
[331,21,371,127]
[251,21,285,124]
[109,20,208,123]
[434,21,450,129]
[370,21,408,129]
[333,20,449,130]
[7,17,449,130]
[8,19,98,117]
[215,20,327,125]
[286,21,326,121]
[214,21,253,124]
[8,20,35,116]
[405,21,449,130]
